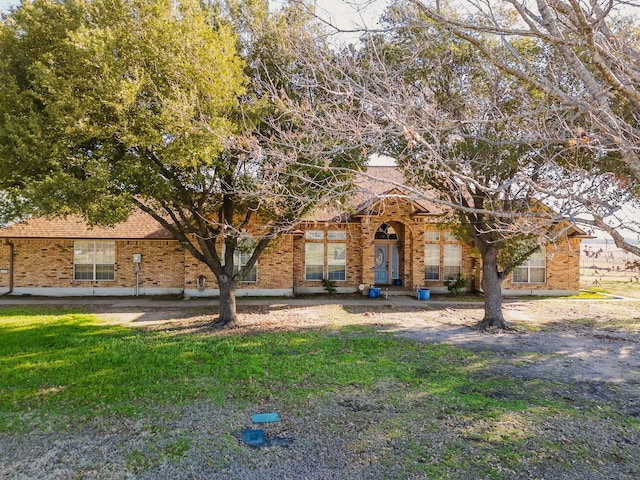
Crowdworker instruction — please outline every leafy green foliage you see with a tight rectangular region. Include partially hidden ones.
[0,0,245,224]
[444,273,467,295]
[0,0,365,322]
[321,278,338,294]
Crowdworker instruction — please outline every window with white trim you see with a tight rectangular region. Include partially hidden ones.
[304,230,348,282]
[305,230,324,240]
[234,250,257,282]
[513,250,546,283]
[424,230,463,282]
[425,231,440,242]
[305,243,324,281]
[328,230,347,241]
[443,231,458,242]
[443,244,462,280]
[424,243,440,280]
[327,243,346,281]
[74,241,115,281]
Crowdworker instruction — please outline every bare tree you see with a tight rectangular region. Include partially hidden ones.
[261,2,596,329]
[405,0,640,255]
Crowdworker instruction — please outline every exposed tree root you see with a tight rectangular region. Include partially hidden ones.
[472,317,519,332]
[212,316,238,328]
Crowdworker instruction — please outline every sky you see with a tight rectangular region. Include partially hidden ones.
[0,0,15,11]
[0,0,387,16]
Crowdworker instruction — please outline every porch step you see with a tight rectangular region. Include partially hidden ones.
[365,287,414,297]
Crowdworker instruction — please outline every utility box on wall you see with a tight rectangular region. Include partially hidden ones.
[132,253,142,263]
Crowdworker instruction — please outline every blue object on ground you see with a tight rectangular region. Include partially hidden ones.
[242,429,265,446]
[418,288,430,300]
[368,287,381,298]
[251,412,280,424]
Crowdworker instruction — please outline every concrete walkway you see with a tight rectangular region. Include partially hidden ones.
[0,294,485,309]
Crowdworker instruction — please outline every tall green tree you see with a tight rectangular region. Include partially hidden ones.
[0,0,362,325]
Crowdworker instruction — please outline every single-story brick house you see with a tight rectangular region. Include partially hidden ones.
[0,167,590,298]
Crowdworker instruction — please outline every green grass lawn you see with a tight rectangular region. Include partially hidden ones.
[1,307,468,429]
[1,306,638,478]
[581,280,640,299]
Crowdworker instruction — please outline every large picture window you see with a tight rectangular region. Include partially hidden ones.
[74,241,115,281]
[305,231,347,282]
[424,231,463,282]
[513,250,546,283]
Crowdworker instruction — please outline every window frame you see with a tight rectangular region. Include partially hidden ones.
[424,243,440,281]
[327,242,347,282]
[73,240,115,282]
[424,230,463,282]
[234,250,258,283]
[304,230,348,282]
[513,250,547,284]
[305,230,324,240]
[443,244,462,281]
[305,242,324,281]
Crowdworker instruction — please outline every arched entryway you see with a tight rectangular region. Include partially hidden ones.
[373,223,401,285]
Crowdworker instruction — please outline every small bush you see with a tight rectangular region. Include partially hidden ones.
[444,274,467,295]
[321,278,338,294]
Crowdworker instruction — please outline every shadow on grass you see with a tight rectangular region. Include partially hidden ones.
[2,306,640,479]
[0,305,482,431]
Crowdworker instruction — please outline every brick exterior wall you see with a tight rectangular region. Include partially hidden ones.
[293,199,477,293]
[0,236,295,294]
[293,223,362,292]
[183,235,294,291]
[0,241,12,290]
[119,241,184,289]
[502,237,582,293]
[0,199,583,296]
[0,239,184,290]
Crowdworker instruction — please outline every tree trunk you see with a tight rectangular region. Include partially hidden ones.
[477,246,511,330]
[215,274,238,327]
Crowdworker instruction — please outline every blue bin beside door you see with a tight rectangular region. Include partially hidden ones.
[369,287,381,298]
[417,288,430,300]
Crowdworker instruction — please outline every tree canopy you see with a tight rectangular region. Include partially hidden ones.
[0,0,365,324]
[265,1,582,328]
[406,0,640,255]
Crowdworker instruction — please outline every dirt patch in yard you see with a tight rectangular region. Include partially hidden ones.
[97,297,640,388]
[3,296,640,479]
[92,297,640,417]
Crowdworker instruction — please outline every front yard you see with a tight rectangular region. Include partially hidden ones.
[1,297,639,479]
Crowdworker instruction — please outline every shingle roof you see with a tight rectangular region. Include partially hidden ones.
[3,167,584,238]
[305,166,441,222]
[0,210,173,239]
